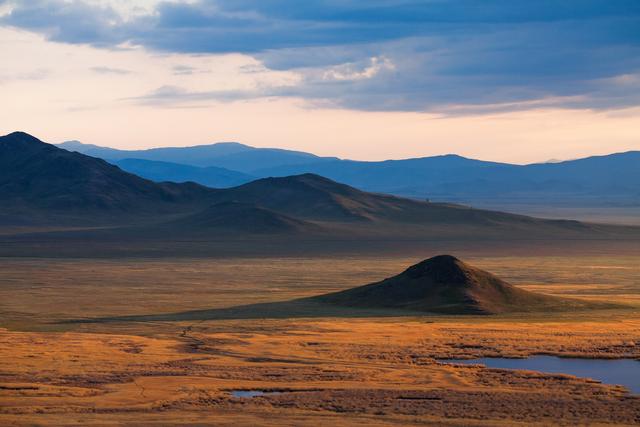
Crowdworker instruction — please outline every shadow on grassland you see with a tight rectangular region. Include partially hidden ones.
[65,296,628,325]
[65,298,428,324]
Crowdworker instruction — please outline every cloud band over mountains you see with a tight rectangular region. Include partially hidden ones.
[1,0,639,112]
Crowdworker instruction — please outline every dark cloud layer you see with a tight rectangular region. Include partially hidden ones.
[2,0,639,112]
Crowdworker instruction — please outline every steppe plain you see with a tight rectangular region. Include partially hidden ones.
[2,249,640,426]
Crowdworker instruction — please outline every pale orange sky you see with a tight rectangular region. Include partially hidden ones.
[1,26,639,164]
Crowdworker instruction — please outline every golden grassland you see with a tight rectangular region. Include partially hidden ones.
[1,255,640,426]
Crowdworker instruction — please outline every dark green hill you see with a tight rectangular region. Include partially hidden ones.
[207,174,595,230]
[166,201,319,234]
[208,173,398,221]
[314,255,613,314]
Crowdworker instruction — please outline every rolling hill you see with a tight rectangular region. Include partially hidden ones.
[166,201,319,234]
[313,255,613,314]
[203,174,595,232]
[206,173,400,221]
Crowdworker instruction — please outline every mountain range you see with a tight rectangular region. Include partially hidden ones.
[2,131,639,257]
[0,131,625,237]
[58,140,336,173]
[57,140,640,219]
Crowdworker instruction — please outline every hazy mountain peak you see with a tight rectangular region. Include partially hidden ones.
[54,138,333,172]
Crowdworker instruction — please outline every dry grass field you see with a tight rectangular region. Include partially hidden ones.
[1,254,640,426]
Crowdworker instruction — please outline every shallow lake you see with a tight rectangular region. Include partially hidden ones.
[231,390,281,398]
[444,356,640,394]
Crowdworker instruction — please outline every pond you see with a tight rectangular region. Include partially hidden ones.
[231,390,282,398]
[443,356,640,394]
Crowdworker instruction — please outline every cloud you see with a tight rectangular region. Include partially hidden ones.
[321,56,395,82]
[171,64,214,75]
[128,85,266,106]
[0,67,49,84]
[2,0,640,113]
[90,66,132,75]
[1,0,124,46]
[171,65,196,75]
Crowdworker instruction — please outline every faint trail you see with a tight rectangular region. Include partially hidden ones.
[132,378,146,398]
[179,321,207,352]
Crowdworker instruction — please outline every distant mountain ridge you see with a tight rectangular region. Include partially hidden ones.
[4,131,631,243]
[58,140,337,173]
[111,158,255,188]
[256,152,640,204]
[56,140,640,212]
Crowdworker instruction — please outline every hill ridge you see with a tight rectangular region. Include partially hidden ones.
[314,255,616,314]
[0,131,213,223]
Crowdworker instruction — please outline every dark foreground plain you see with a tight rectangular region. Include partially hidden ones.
[1,251,640,426]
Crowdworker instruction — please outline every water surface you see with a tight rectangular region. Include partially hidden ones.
[231,390,281,398]
[444,356,640,394]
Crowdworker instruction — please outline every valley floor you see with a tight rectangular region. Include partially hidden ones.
[1,255,640,426]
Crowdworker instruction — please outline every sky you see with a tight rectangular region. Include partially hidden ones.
[0,0,639,163]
